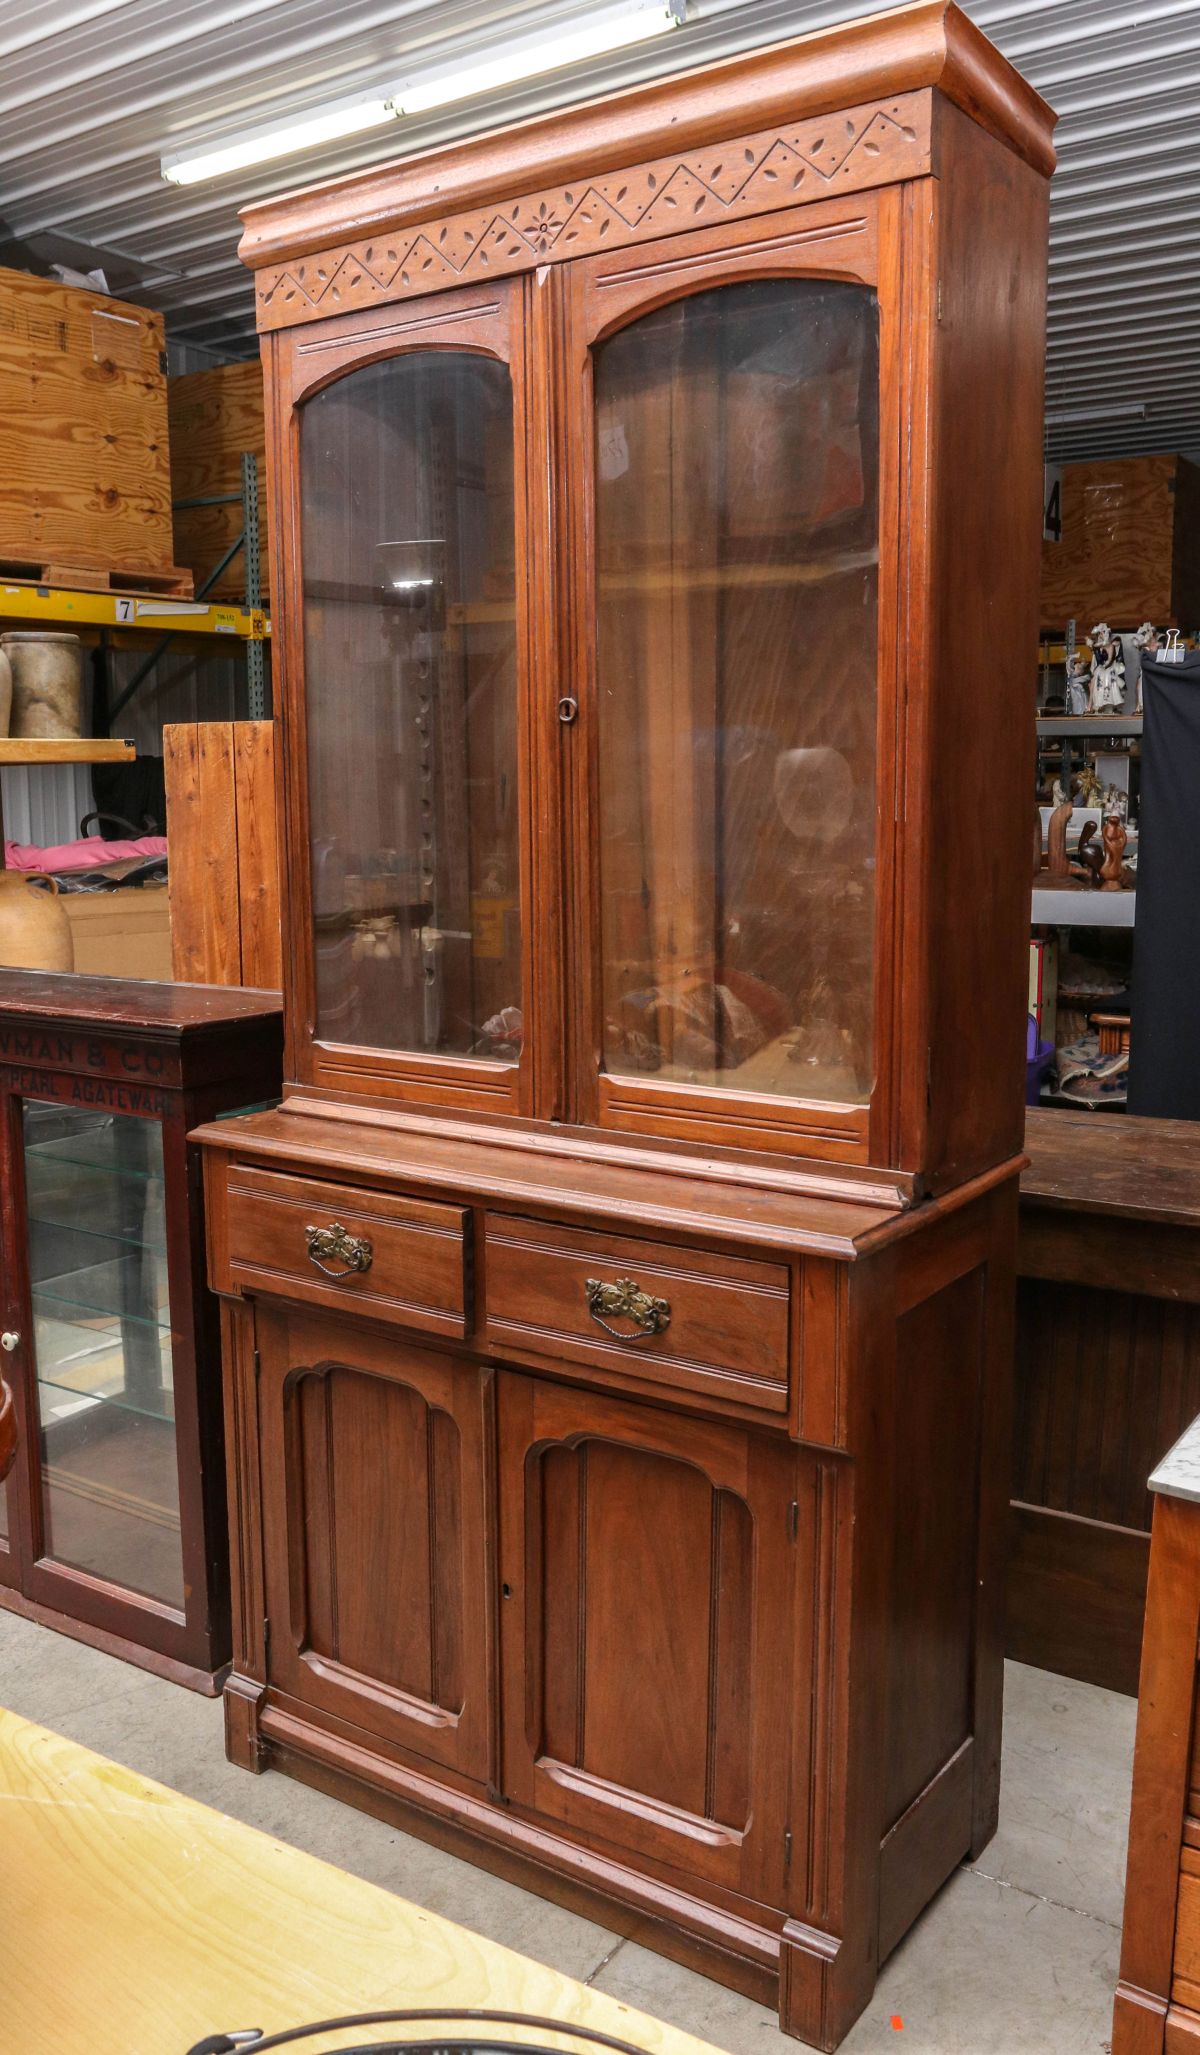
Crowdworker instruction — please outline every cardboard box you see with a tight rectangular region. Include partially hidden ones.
[63,885,173,981]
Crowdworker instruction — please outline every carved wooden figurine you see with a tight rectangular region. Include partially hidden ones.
[194,7,1054,2047]
[1100,813,1130,891]
[1048,784,1076,876]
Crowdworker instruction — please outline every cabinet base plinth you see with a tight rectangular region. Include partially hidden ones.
[256,1701,783,2017]
[224,1672,268,1771]
[223,1692,985,2047]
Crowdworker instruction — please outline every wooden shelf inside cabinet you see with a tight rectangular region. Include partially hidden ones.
[0,738,135,764]
[1032,885,1136,928]
[1036,716,1143,737]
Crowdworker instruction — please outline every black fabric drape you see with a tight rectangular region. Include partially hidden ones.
[1128,651,1200,1118]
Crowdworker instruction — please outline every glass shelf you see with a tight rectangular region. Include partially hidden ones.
[33,1301,173,1413]
[32,1274,171,1335]
[26,1204,167,1259]
[38,1369,175,1429]
[24,1119,165,1183]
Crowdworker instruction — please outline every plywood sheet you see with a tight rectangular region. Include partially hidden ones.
[0,1708,721,2055]
[1040,454,1200,629]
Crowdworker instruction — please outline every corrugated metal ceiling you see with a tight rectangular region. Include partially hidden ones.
[1,0,1197,459]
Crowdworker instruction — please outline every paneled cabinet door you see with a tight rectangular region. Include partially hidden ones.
[497,1372,798,1902]
[256,1306,492,1782]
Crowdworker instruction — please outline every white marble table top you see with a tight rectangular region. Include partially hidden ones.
[1151,1414,1200,1502]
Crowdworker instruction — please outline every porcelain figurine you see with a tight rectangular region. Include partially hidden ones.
[1064,650,1091,718]
[1077,764,1104,809]
[1087,622,1126,715]
[1133,621,1158,714]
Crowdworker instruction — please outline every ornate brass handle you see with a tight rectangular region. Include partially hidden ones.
[305,1222,373,1280]
[585,1276,670,1342]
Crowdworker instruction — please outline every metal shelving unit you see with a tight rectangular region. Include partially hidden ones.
[107,450,269,724]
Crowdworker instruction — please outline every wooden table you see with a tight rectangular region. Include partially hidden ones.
[0,1708,723,2055]
[1012,1108,1200,1695]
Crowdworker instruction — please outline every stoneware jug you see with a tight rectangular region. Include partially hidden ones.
[0,632,83,738]
[0,871,74,971]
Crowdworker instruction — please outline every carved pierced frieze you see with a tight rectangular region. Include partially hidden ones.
[255,94,930,331]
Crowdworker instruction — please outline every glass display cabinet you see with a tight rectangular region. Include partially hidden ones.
[0,973,281,1688]
[198,7,1054,2046]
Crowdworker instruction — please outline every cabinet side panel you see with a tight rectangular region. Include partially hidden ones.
[919,107,1049,1190]
[885,1262,985,1829]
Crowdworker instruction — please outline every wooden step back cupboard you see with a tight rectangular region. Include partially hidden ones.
[194,7,1054,2045]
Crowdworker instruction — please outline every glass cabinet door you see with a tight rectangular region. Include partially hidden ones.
[589,273,880,1123]
[21,1102,182,1610]
[298,347,523,1079]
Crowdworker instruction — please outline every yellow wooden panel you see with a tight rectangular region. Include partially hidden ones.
[0,1710,722,2055]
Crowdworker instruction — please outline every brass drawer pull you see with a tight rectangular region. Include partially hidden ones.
[305,1221,373,1279]
[585,1276,670,1341]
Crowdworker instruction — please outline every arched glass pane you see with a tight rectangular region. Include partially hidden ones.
[594,278,878,1105]
[300,353,521,1062]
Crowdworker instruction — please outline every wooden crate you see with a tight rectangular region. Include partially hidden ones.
[168,360,268,604]
[0,267,191,593]
[1041,452,1200,631]
[164,719,280,989]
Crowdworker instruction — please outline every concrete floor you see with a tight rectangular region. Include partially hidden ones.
[0,1613,1135,2054]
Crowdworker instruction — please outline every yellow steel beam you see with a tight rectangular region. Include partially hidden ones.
[0,585,268,639]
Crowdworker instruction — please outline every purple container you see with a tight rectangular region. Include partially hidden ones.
[1025,1014,1055,1105]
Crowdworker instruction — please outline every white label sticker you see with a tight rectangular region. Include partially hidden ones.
[115,597,134,623]
[598,421,629,481]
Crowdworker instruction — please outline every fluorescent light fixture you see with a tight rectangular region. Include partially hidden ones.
[161,1,683,187]
[391,2,684,117]
[162,94,395,185]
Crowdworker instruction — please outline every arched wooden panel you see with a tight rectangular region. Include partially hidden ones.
[292,1367,465,1714]
[498,1372,797,1901]
[536,1437,753,1827]
[256,1307,492,1782]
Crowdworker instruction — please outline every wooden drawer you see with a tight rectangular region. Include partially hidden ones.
[483,1213,789,1412]
[225,1166,469,1338]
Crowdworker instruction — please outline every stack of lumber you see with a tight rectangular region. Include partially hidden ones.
[0,266,191,594]
[168,359,268,603]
